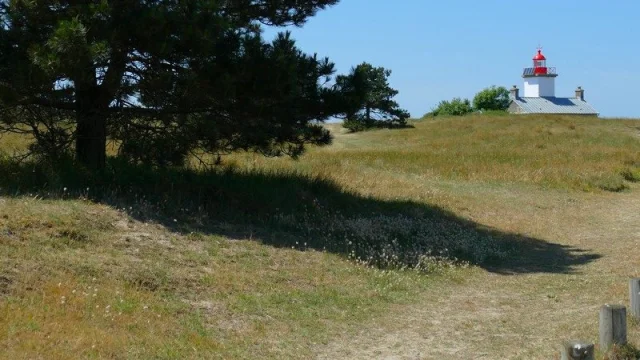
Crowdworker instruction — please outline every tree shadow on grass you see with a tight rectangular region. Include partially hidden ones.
[482,235,601,275]
[0,157,601,274]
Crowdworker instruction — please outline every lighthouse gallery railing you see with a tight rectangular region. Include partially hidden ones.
[522,67,557,76]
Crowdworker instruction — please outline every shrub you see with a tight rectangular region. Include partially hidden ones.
[342,116,409,132]
[590,175,629,192]
[476,109,510,116]
[425,98,473,117]
[621,168,640,182]
[342,118,370,132]
[473,85,510,111]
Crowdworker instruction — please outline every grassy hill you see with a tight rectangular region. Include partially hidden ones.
[259,115,640,193]
[1,114,640,358]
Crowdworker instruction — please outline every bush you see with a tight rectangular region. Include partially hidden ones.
[473,85,510,111]
[621,168,640,182]
[590,175,629,192]
[342,118,370,132]
[425,98,473,117]
[343,116,408,132]
[476,109,510,116]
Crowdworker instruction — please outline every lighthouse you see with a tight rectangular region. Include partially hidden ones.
[523,49,557,97]
[507,48,599,116]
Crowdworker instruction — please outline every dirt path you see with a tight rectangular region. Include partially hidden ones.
[315,186,640,359]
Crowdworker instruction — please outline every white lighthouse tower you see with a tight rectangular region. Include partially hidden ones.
[508,48,599,116]
[522,49,557,97]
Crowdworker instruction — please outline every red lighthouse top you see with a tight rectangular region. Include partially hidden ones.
[533,49,546,61]
[532,49,548,75]
[522,48,557,78]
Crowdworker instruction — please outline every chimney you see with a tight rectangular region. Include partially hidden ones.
[575,86,584,101]
[510,85,519,99]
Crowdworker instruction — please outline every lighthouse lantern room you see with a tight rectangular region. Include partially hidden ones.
[522,49,557,97]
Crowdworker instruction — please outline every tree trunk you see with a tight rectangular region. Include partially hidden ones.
[75,89,107,171]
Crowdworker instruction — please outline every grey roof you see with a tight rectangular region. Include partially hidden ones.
[510,97,598,115]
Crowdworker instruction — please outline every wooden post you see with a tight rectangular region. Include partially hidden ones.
[630,278,640,320]
[561,341,594,360]
[599,304,627,351]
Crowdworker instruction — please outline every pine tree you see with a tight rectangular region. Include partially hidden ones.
[336,62,409,132]
[0,0,340,169]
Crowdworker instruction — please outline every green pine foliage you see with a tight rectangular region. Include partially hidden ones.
[0,0,341,169]
[336,63,410,132]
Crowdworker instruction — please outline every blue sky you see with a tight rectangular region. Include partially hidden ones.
[264,0,640,118]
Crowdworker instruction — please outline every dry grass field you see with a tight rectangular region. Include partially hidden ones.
[236,115,640,194]
[1,114,640,359]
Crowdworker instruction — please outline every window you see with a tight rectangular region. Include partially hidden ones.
[534,60,546,68]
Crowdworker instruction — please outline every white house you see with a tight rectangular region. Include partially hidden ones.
[508,49,598,116]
